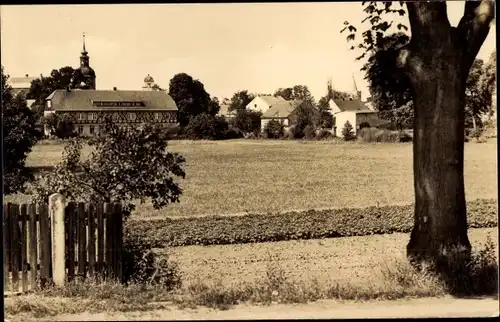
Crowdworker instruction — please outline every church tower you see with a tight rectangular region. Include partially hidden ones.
[71,33,96,90]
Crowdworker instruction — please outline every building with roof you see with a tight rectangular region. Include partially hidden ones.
[334,109,382,137]
[44,35,178,137]
[246,95,287,114]
[7,74,37,108]
[216,102,237,120]
[260,98,314,130]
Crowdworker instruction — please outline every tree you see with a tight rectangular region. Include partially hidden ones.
[274,85,315,104]
[293,103,320,139]
[274,87,294,100]
[27,66,75,116]
[151,84,163,91]
[342,1,495,270]
[43,113,77,139]
[230,109,262,135]
[228,90,255,112]
[464,59,492,131]
[28,118,186,217]
[168,73,217,127]
[2,66,42,194]
[341,121,355,141]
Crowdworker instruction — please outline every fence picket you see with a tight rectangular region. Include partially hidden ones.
[10,204,20,292]
[28,204,38,290]
[104,203,113,279]
[3,204,11,292]
[39,203,51,287]
[88,203,96,278]
[114,204,123,282]
[77,203,87,279]
[96,203,105,277]
[20,204,28,292]
[66,202,76,282]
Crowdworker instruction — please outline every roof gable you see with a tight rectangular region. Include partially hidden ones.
[333,99,368,112]
[262,99,305,118]
[47,90,178,111]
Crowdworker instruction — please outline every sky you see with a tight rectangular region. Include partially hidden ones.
[1,2,496,101]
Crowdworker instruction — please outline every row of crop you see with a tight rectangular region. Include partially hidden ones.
[126,199,498,248]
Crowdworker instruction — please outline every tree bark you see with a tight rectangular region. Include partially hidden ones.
[402,1,494,268]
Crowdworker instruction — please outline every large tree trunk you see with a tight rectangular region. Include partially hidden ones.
[400,1,494,269]
[406,53,471,266]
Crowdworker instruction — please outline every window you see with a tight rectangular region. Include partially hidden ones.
[128,112,136,121]
[78,126,84,134]
[254,104,257,108]
[155,112,161,121]
[78,113,86,121]
[89,126,95,135]
[89,112,98,121]
[47,101,52,109]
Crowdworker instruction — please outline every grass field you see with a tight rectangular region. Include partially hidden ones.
[6,138,498,219]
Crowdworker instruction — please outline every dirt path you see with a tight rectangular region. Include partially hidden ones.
[35,297,499,320]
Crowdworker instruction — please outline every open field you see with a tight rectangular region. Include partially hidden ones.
[6,138,498,219]
[162,227,498,286]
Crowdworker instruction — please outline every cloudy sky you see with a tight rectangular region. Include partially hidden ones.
[1,3,496,101]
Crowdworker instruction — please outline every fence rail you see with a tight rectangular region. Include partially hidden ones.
[3,196,123,294]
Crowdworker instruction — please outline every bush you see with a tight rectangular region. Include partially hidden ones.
[264,120,285,139]
[43,113,77,139]
[230,109,262,136]
[122,227,181,289]
[316,129,334,140]
[185,113,217,140]
[303,124,316,140]
[358,122,371,130]
[357,128,412,143]
[341,121,355,141]
[126,199,497,248]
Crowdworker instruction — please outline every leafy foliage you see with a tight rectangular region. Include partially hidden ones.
[28,119,186,218]
[229,90,255,112]
[264,120,284,139]
[27,66,75,116]
[43,113,78,139]
[168,73,218,127]
[274,85,315,104]
[185,113,231,140]
[2,66,42,194]
[126,199,497,248]
[292,103,319,139]
[341,121,355,141]
[230,109,262,135]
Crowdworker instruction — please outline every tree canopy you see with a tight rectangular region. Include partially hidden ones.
[168,73,218,127]
[274,85,315,104]
[2,66,41,194]
[228,90,255,112]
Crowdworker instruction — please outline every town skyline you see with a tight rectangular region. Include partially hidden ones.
[1,3,496,101]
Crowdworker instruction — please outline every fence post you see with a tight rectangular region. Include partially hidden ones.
[49,193,66,286]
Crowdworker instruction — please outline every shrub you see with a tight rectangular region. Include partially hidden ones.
[316,129,334,140]
[303,124,316,140]
[357,128,412,143]
[126,199,497,248]
[43,113,77,139]
[358,122,371,130]
[185,113,217,140]
[122,227,181,289]
[230,109,262,136]
[264,120,285,139]
[341,121,355,141]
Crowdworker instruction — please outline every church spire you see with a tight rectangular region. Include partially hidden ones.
[81,32,88,56]
[351,73,361,100]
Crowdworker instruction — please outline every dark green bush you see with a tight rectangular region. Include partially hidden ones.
[342,121,355,141]
[126,199,497,248]
[122,227,181,289]
[303,125,316,140]
[264,120,285,139]
[316,129,334,140]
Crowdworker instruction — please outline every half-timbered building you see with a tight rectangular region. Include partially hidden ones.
[44,89,179,136]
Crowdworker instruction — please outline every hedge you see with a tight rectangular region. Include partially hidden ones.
[126,199,498,248]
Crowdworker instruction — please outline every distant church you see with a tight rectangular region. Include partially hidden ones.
[44,34,178,137]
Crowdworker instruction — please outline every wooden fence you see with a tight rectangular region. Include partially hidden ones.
[3,195,124,294]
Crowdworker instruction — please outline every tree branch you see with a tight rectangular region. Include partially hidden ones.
[457,0,495,69]
[406,2,451,44]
